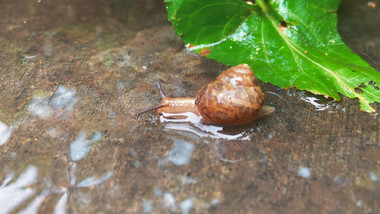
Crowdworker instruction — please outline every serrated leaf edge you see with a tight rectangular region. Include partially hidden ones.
[263,10,376,112]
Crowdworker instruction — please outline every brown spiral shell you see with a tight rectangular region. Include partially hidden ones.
[195,64,264,125]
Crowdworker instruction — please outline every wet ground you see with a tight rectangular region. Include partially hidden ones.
[0,0,379,213]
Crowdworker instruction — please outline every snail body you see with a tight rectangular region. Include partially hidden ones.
[137,64,274,125]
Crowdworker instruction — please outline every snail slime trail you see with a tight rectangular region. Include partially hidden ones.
[137,64,275,125]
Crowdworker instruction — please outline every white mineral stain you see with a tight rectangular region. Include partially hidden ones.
[297,166,311,178]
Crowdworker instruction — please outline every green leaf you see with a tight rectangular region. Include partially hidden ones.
[165,0,380,112]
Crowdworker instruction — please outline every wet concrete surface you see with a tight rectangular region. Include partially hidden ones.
[0,0,379,213]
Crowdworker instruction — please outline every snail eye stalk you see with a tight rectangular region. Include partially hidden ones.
[136,82,168,117]
[136,104,166,117]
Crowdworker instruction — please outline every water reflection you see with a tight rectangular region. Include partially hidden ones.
[28,95,53,118]
[0,128,110,214]
[52,163,113,214]
[157,192,194,213]
[283,89,342,113]
[19,189,51,214]
[166,139,195,166]
[147,188,213,214]
[160,112,250,140]
[180,198,194,214]
[143,200,153,214]
[163,192,176,212]
[49,85,78,111]
[0,166,38,214]
[298,91,340,112]
[210,140,258,163]
[159,112,266,163]
[297,166,312,179]
[28,85,78,118]
[70,131,102,161]
[369,172,379,182]
[0,121,13,146]
[77,171,113,187]
[0,158,113,214]
[54,191,69,214]
[0,0,377,212]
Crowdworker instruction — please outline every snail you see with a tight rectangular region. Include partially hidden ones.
[136,64,274,125]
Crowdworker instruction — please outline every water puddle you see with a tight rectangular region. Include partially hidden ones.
[298,91,342,113]
[160,112,250,141]
[157,109,271,164]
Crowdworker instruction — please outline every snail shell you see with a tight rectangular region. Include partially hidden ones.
[195,64,264,125]
[136,64,274,125]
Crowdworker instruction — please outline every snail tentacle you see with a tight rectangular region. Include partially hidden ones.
[136,83,168,117]
[157,82,167,98]
[136,104,167,117]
